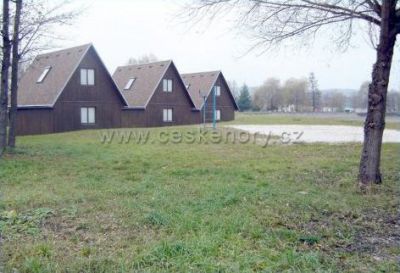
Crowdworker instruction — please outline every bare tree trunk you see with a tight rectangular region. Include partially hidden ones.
[0,0,11,156]
[359,0,397,188]
[8,0,22,148]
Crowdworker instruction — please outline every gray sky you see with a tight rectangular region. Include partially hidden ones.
[60,0,399,90]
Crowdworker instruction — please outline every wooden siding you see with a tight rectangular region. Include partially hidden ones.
[15,47,235,136]
[121,63,201,127]
[53,47,124,132]
[16,47,125,135]
[202,74,235,122]
[16,108,53,135]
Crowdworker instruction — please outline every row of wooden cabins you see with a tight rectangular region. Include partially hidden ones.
[16,44,238,135]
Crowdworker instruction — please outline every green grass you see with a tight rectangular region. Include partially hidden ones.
[0,118,399,272]
[228,112,400,129]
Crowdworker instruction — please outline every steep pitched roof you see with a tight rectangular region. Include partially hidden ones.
[181,71,239,110]
[112,60,195,109]
[18,44,90,107]
[17,43,127,107]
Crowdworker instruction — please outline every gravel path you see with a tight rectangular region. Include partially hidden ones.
[228,125,400,143]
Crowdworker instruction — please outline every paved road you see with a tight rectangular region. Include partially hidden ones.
[229,125,400,143]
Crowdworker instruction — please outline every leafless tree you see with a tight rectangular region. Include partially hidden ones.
[322,90,346,111]
[0,0,80,152]
[253,78,282,111]
[127,53,159,65]
[16,0,80,61]
[282,77,308,112]
[352,81,370,109]
[8,0,22,148]
[184,0,400,188]
[0,0,11,156]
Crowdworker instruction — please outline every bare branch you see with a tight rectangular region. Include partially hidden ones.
[300,0,380,25]
[16,0,82,60]
[184,0,384,51]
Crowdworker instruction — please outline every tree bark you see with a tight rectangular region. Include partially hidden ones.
[8,0,22,148]
[0,0,11,156]
[359,0,398,188]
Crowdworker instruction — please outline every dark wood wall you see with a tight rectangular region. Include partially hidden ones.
[16,52,235,136]
[16,108,53,135]
[53,47,124,132]
[121,63,201,128]
[202,74,236,122]
[16,47,125,135]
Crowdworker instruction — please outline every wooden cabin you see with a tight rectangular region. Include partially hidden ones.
[16,44,127,135]
[181,71,239,122]
[16,44,237,135]
[112,60,200,127]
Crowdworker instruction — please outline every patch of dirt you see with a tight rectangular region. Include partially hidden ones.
[346,209,400,261]
[301,208,400,263]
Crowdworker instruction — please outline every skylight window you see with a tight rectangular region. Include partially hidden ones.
[37,66,51,83]
[124,78,136,90]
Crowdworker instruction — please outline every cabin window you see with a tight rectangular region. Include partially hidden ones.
[163,108,173,122]
[163,79,172,92]
[80,69,95,85]
[215,85,221,96]
[37,66,51,83]
[81,107,95,124]
[124,78,136,90]
[216,110,221,121]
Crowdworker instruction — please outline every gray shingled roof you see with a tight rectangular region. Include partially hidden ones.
[18,44,92,107]
[181,71,239,110]
[113,60,170,108]
[181,71,220,109]
[112,60,195,109]
[18,44,128,108]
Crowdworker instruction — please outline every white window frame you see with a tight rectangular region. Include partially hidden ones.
[163,108,173,122]
[37,66,51,83]
[216,110,221,121]
[163,79,173,92]
[124,78,136,90]
[81,107,96,124]
[215,85,221,96]
[80,68,95,86]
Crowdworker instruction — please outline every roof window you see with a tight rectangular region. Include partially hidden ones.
[124,78,136,90]
[37,66,51,83]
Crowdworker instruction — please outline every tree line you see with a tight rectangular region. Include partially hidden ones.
[232,74,400,113]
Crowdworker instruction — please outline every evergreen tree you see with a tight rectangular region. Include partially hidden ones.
[237,84,252,111]
[309,72,321,112]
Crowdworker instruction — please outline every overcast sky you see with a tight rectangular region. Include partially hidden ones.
[58,0,399,91]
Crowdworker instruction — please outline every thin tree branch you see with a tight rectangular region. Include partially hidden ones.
[185,0,386,52]
[365,0,381,16]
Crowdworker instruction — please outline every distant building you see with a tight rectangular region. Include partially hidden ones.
[322,107,337,112]
[278,105,296,112]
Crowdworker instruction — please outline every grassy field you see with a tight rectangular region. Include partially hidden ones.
[228,112,400,130]
[0,115,399,272]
